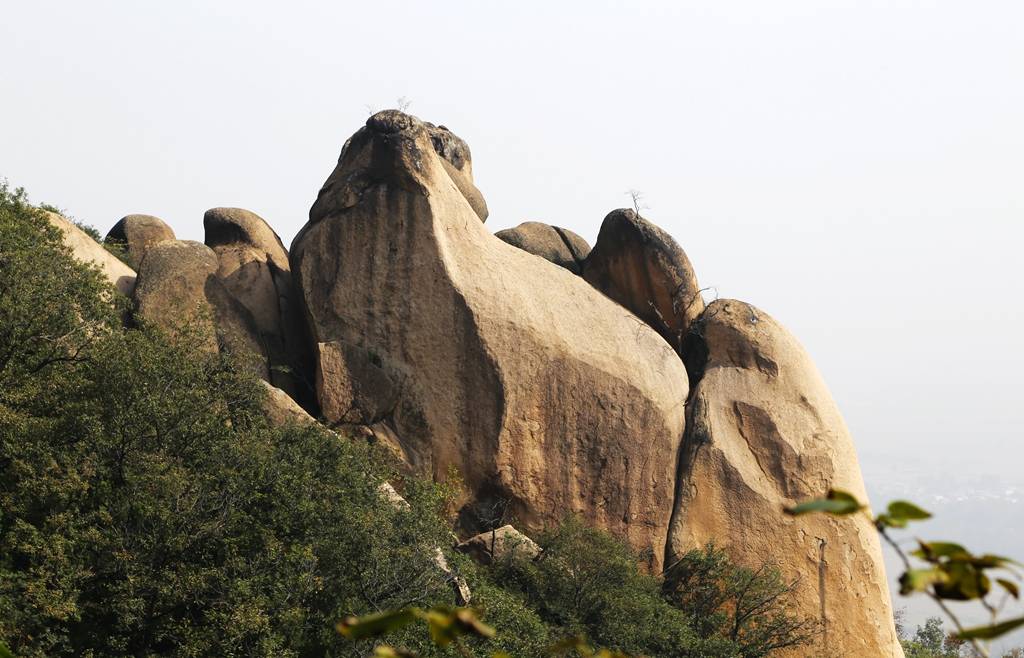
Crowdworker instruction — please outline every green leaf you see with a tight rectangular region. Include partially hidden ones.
[373,646,419,658]
[997,578,1020,599]
[785,489,864,516]
[337,608,420,640]
[886,500,931,522]
[913,541,968,560]
[899,568,946,595]
[934,562,990,601]
[957,616,1024,640]
[550,636,594,657]
[0,641,13,658]
[422,607,494,647]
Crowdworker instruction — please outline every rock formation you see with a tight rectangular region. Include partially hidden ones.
[583,208,705,356]
[666,299,902,657]
[456,525,541,566]
[44,109,903,655]
[291,111,688,564]
[45,210,137,296]
[132,239,269,379]
[204,207,310,400]
[105,214,175,269]
[495,221,590,274]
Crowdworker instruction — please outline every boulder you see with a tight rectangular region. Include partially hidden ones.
[132,239,269,379]
[665,299,903,657]
[582,209,705,356]
[45,211,136,296]
[456,525,541,566]
[292,111,688,566]
[424,122,488,222]
[259,380,315,428]
[495,222,590,274]
[105,214,175,269]
[204,207,310,399]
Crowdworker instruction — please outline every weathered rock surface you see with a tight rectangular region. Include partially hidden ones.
[132,240,269,379]
[583,209,705,356]
[45,211,137,296]
[292,110,688,565]
[456,525,541,566]
[666,299,903,658]
[315,340,404,426]
[259,380,315,428]
[495,222,590,274]
[105,214,175,269]
[204,207,309,399]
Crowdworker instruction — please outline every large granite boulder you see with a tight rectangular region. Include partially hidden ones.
[204,207,309,400]
[495,222,590,274]
[666,299,903,657]
[132,240,269,379]
[45,211,137,296]
[105,214,175,269]
[291,111,688,565]
[582,209,705,356]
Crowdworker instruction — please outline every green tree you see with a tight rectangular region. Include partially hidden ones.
[662,544,821,657]
[488,517,740,657]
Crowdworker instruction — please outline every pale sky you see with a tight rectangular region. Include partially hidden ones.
[2,0,1022,487]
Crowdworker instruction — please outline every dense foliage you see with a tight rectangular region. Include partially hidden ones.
[0,182,814,657]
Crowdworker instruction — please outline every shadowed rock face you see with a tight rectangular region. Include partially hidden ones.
[291,110,688,565]
[204,207,311,402]
[495,222,590,274]
[583,209,705,357]
[667,299,904,658]
[45,211,137,296]
[132,239,269,380]
[105,214,175,269]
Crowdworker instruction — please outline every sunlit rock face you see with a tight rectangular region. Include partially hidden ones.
[290,111,689,566]
[667,299,904,658]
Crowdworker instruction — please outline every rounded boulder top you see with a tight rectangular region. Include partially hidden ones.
[203,207,288,268]
[105,213,175,269]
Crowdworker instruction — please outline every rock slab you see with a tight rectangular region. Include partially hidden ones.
[45,211,137,296]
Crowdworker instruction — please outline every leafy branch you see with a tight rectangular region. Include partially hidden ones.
[337,606,637,658]
[786,490,1024,657]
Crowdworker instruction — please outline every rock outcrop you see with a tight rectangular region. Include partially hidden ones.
[291,111,688,564]
[583,209,705,356]
[495,222,590,274]
[132,240,269,379]
[105,214,175,269]
[666,299,903,657]
[456,525,541,566]
[45,211,137,296]
[204,207,309,399]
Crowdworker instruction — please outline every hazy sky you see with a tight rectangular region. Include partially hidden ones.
[2,0,1022,486]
